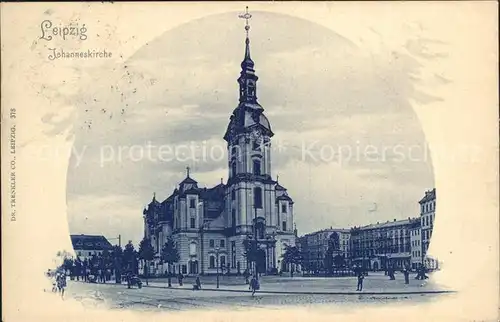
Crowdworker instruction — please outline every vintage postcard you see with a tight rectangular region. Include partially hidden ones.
[1,2,498,321]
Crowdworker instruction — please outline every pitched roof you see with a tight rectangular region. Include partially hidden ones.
[70,234,113,251]
[200,184,225,201]
[276,194,293,202]
[180,176,197,185]
[419,188,436,204]
[275,183,286,191]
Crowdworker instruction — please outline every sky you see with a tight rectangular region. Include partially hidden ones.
[65,11,437,246]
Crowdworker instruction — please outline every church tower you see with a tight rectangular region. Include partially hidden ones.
[223,8,277,241]
[142,8,297,277]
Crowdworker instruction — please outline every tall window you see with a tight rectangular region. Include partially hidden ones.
[220,240,225,248]
[189,242,197,256]
[281,204,287,213]
[190,199,196,208]
[254,187,262,209]
[209,239,215,248]
[190,217,196,229]
[253,159,261,175]
[231,162,237,177]
[209,256,215,268]
[232,209,236,228]
[220,256,226,268]
[231,190,235,200]
[282,221,287,231]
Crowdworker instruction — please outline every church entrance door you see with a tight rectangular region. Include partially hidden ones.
[256,249,266,274]
[189,260,198,275]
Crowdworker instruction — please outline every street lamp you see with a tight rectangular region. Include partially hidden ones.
[199,221,210,275]
[253,204,259,281]
[215,246,220,289]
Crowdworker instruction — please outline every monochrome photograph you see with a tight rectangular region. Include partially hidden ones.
[1,2,498,321]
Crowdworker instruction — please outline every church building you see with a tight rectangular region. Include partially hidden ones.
[142,9,297,276]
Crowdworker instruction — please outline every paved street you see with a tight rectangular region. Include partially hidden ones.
[64,273,452,312]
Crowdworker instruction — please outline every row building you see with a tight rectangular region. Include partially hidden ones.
[298,188,438,272]
[297,228,350,273]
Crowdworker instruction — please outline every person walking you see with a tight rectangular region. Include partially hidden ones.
[356,271,364,291]
[57,273,67,298]
[178,272,184,286]
[250,276,259,296]
[388,267,395,280]
[192,275,202,291]
[403,267,410,284]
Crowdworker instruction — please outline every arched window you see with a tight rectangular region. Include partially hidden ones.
[209,256,215,268]
[253,159,261,175]
[189,242,197,256]
[253,187,262,209]
[220,255,226,268]
[231,162,237,177]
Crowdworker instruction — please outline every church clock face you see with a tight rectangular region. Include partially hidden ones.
[250,128,261,140]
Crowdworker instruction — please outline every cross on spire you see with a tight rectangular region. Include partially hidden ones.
[186,166,190,178]
[239,6,252,37]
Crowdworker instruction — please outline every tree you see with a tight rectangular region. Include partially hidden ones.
[112,245,124,283]
[324,246,334,275]
[98,249,112,282]
[333,254,345,268]
[138,237,155,285]
[161,237,180,287]
[122,241,138,275]
[328,232,340,251]
[282,245,302,278]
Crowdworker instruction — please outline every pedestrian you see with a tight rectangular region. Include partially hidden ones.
[178,272,184,286]
[388,267,395,280]
[192,275,201,290]
[57,273,67,298]
[250,276,259,296]
[415,266,421,280]
[403,268,410,284]
[356,272,364,291]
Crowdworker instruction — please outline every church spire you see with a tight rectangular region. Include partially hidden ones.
[240,6,253,67]
[238,6,258,104]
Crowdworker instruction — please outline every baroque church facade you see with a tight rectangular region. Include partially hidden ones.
[143,15,297,276]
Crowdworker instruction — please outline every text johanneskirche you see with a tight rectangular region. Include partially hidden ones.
[142,11,297,276]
